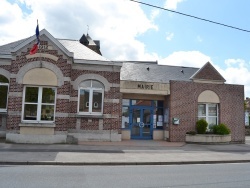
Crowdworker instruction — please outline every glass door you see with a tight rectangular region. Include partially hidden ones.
[130,106,153,139]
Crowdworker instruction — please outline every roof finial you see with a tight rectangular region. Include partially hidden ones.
[87,25,89,35]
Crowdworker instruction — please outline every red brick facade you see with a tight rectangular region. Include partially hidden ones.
[169,80,245,143]
[0,38,121,135]
[0,34,245,143]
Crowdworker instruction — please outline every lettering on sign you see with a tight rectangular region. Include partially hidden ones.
[138,84,153,90]
[39,45,48,50]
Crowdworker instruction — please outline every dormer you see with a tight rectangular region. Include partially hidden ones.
[190,62,226,84]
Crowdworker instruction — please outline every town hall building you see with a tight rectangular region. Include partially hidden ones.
[0,29,245,144]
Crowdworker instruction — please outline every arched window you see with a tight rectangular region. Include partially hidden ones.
[78,80,104,115]
[0,75,9,112]
[198,90,220,130]
[21,68,57,123]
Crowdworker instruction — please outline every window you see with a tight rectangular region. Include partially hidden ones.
[78,80,104,115]
[122,99,130,128]
[198,103,218,129]
[0,75,9,112]
[154,100,164,129]
[22,86,56,122]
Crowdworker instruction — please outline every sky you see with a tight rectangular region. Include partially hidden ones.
[1,0,250,97]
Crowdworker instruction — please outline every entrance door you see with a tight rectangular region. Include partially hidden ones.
[130,106,153,139]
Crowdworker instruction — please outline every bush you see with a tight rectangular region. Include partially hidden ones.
[212,123,230,135]
[186,131,196,135]
[196,119,208,134]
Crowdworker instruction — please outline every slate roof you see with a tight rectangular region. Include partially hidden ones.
[0,34,109,62]
[121,62,199,83]
[58,39,109,61]
[0,38,30,55]
[190,62,226,82]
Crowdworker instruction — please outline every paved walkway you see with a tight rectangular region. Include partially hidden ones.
[0,137,250,166]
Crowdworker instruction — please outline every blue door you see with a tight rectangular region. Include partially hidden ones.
[130,106,153,139]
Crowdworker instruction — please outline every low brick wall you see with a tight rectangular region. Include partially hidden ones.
[246,127,250,135]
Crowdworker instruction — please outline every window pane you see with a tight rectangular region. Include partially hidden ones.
[122,106,129,128]
[41,105,54,121]
[79,80,91,88]
[198,104,206,116]
[25,87,38,103]
[92,90,102,112]
[0,75,9,83]
[92,80,104,89]
[24,104,37,120]
[79,89,89,112]
[122,99,129,106]
[0,85,8,109]
[42,88,55,103]
[208,117,217,128]
[208,104,217,116]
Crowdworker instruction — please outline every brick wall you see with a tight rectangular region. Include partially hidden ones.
[70,69,121,131]
[2,38,122,134]
[169,80,245,143]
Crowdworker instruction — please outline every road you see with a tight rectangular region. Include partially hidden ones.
[1,163,250,188]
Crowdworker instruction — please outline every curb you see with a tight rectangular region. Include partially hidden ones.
[1,160,250,166]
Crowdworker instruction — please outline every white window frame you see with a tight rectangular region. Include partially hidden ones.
[22,86,56,123]
[77,80,104,115]
[198,103,219,129]
[0,82,9,113]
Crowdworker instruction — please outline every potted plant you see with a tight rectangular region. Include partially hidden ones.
[186,120,231,144]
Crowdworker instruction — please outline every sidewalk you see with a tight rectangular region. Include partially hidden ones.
[0,137,250,166]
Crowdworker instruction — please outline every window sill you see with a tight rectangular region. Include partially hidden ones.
[19,123,56,128]
[0,111,7,115]
[76,114,104,119]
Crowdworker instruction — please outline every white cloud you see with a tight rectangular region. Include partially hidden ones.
[150,9,160,21]
[0,0,158,61]
[164,0,184,10]
[217,59,250,97]
[158,51,211,67]
[166,32,174,41]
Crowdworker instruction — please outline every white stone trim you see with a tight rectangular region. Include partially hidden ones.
[99,119,103,130]
[16,61,64,86]
[103,114,119,119]
[26,53,59,62]
[0,59,11,65]
[0,68,10,81]
[8,111,22,116]
[112,83,120,87]
[57,95,70,100]
[73,74,111,91]
[8,92,22,97]
[104,99,120,103]
[55,112,69,117]
[10,74,17,78]
[72,64,121,72]
[64,77,71,82]
[70,97,78,102]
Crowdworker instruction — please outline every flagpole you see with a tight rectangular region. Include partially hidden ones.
[37,19,42,68]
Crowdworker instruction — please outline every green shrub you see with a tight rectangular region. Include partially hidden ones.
[212,123,230,135]
[186,131,196,135]
[196,119,208,134]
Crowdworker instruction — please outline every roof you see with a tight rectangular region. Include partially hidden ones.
[0,29,109,62]
[58,39,109,61]
[121,62,199,83]
[0,38,30,55]
[190,62,226,82]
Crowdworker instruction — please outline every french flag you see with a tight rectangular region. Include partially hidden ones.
[30,20,40,55]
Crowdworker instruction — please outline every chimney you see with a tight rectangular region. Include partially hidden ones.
[79,33,102,55]
[79,34,89,46]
